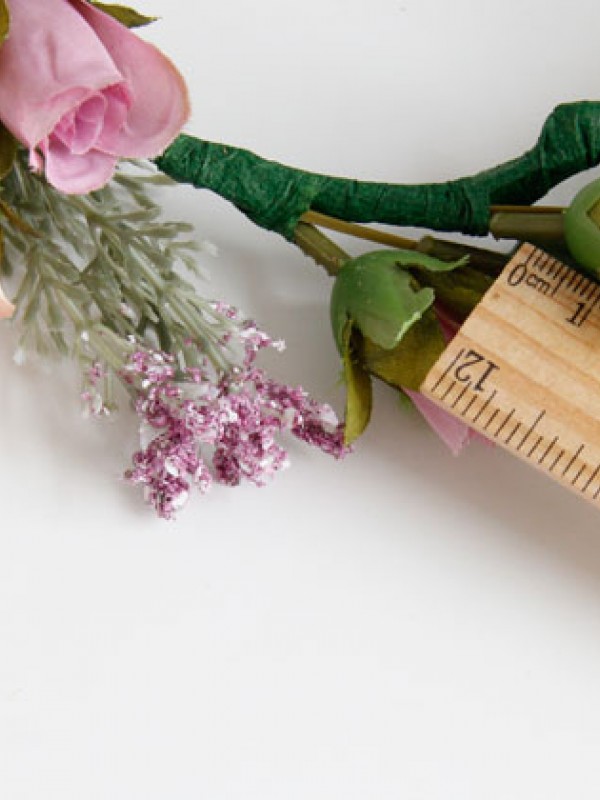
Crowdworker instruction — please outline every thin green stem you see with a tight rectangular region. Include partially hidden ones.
[292,222,350,276]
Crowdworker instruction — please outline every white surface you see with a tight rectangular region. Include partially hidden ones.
[3,1,600,798]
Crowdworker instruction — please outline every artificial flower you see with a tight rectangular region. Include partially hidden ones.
[0,0,189,193]
[329,248,480,450]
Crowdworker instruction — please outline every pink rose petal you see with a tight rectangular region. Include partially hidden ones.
[405,389,475,455]
[0,0,190,193]
[71,0,191,158]
[42,136,118,194]
[0,0,123,148]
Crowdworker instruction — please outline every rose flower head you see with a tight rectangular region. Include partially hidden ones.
[0,0,190,193]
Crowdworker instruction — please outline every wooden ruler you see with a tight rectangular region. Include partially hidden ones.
[420,242,600,506]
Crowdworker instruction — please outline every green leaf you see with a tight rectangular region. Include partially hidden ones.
[0,0,9,48]
[341,320,372,444]
[359,306,446,391]
[89,2,157,28]
[409,264,492,322]
[0,124,16,180]
[331,249,464,352]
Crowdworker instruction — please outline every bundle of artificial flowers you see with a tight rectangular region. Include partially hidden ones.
[2,1,600,518]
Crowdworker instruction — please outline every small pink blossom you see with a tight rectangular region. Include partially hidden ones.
[117,325,349,519]
[0,0,190,193]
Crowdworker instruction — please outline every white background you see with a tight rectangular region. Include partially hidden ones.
[3,1,600,797]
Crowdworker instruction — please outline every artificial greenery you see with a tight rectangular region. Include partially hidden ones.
[0,154,243,407]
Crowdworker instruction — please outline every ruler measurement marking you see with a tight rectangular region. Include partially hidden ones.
[534,251,549,273]
[545,256,562,279]
[582,463,600,493]
[544,254,559,276]
[430,348,464,393]
[516,410,546,452]
[471,390,497,424]
[550,264,569,297]
[585,281,599,301]
[440,379,458,403]
[562,444,585,477]
[527,435,544,459]
[522,245,537,269]
[461,394,478,418]
[577,277,592,297]
[495,408,515,438]
[593,481,600,501]
[451,384,470,409]
[533,249,549,272]
[483,408,500,431]
[549,449,565,473]
[572,463,587,487]
[505,421,522,446]
[538,436,558,466]
[571,273,587,294]
[566,270,580,290]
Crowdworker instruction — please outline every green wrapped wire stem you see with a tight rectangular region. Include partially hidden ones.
[155,102,600,241]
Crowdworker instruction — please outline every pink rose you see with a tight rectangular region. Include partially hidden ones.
[0,0,190,193]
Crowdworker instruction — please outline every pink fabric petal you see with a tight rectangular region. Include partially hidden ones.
[0,0,123,147]
[94,84,132,152]
[43,137,117,194]
[53,93,107,154]
[405,389,474,455]
[71,0,191,158]
[0,280,14,319]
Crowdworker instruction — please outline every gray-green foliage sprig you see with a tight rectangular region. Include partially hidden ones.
[0,155,242,385]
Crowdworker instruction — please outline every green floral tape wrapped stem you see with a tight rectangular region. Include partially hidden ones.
[156,102,600,240]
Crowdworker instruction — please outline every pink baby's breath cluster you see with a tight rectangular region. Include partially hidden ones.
[117,318,348,519]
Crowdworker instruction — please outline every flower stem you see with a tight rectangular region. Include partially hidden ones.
[292,222,350,276]
[301,210,509,275]
[155,102,600,241]
[489,210,565,247]
[301,210,418,250]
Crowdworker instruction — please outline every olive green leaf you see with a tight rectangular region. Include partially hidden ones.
[89,2,157,28]
[330,249,467,353]
[409,264,492,322]
[0,0,9,49]
[359,306,446,391]
[0,124,17,181]
[341,320,372,445]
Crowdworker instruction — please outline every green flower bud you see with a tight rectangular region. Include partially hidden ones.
[564,178,600,277]
[329,249,468,443]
